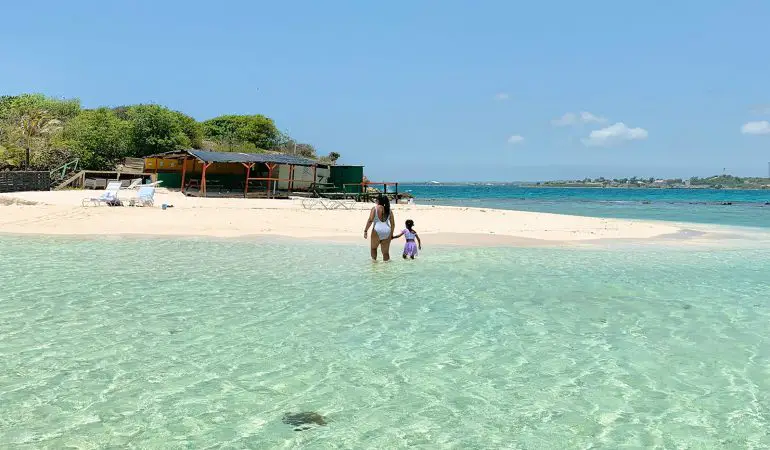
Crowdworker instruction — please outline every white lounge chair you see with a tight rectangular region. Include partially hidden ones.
[325,198,355,210]
[82,181,123,207]
[300,196,354,210]
[128,186,156,207]
[125,178,143,189]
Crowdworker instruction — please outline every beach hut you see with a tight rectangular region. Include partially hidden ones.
[144,149,332,197]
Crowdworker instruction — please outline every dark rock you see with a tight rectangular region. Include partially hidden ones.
[282,412,327,430]
[682,304,692,310]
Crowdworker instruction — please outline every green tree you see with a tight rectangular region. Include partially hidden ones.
[274,133,318,158]
[125,104,190,156]
[201,139,261,154]
[1,93,80,168]
[294,143,316,158]
[0,95,17,119]
[327,152,340,164]
[171,110,203,149]
[0,97,22,167]
[203,114,279,151]
[61,108,131,170]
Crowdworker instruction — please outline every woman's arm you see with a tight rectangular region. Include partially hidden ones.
[364,207,374,238]
[389,210,396,239]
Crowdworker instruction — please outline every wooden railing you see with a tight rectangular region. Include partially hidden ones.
[342,182,400,203]
[49,159,79,184]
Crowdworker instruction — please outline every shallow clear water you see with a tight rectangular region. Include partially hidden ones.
[404,185,770,229]
[1,236,769,448]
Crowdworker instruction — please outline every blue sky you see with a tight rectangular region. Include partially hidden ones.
[2,0,769,181]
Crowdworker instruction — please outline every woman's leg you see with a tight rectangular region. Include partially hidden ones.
[381,238,392,261]
[370,233,379,260]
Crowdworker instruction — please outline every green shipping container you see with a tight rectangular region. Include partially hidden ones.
[330,165,364,193]
[157,172,183,188]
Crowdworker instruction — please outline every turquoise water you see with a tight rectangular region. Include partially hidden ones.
[404,185,770,229]
[2,236,769,448]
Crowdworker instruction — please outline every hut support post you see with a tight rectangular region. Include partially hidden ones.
[201,162,212,197]
[312,165,317,194]
[266,163,276,198]
[242,163,253,197]
[395,182,399,204]
[288,165,294,192]
[180,157,187,193]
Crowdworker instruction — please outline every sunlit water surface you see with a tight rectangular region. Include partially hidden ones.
[1,236,768,448]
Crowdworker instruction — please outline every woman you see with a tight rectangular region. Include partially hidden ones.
[364,194,395,261]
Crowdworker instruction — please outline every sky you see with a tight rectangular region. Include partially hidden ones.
[2,0,770,181]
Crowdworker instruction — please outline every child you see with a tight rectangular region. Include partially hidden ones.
[392,219,422,259]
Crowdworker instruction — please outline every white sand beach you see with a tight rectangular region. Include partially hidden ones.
[0,189,743,246]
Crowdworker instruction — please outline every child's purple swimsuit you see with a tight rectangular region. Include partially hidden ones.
[402,229,418,257]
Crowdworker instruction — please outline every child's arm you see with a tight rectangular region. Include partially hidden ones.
[392,230,404,239]
[415,231,422,249]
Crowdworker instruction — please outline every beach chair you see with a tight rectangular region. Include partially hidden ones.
[300,197,323,210]
[125,178,142,189]
[300,196,355,210]
[323,197,354,210]
[82,181,123,207]
[128,185,156,207]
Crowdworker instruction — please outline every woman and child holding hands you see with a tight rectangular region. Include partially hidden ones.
[364,194,422,262]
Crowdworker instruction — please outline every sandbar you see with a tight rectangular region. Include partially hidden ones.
[0,190,764,248]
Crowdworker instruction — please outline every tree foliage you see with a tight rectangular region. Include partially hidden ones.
[274,133,318,158]
[124,104,192,157]
[0,93,335,171]
[174,111,204,149]
[202,114,280,152]
[61,108,130,170]
[0,94,80,168]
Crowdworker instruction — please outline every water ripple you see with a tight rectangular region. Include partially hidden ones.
[0,236,768,447]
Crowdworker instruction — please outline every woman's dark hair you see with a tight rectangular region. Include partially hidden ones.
[405,219,414,230]
[377,194,391,221]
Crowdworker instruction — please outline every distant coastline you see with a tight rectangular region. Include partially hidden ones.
[404,174,770,190]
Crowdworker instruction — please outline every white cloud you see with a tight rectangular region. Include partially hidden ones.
[579,111,606,124]
[495,92,510,101]
[552,111,607,126]
[581,122,648,147]
[741,120,770,135]
[552,112,577,126]
[507,135,524,145]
